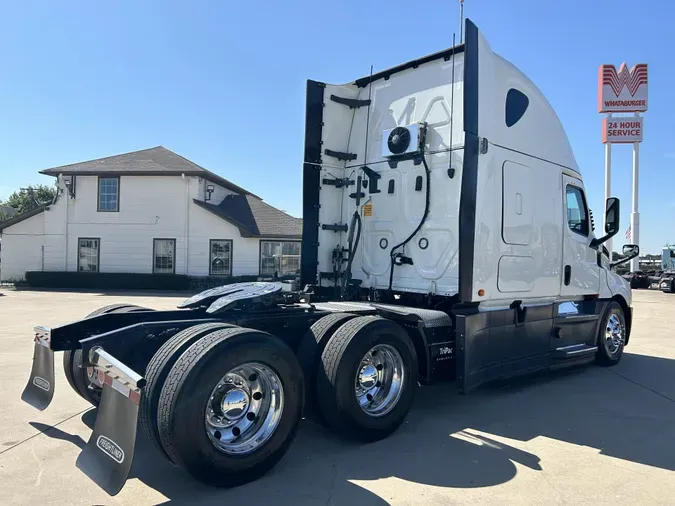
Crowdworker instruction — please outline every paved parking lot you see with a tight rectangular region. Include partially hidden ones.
[1,288,674,505]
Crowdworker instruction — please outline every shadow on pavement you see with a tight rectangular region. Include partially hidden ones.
[30,352,675,505]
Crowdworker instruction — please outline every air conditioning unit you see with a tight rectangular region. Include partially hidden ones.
[381,123,426,158]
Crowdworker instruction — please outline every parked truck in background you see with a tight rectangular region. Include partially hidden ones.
[660,247,675,292]
[20,19,640,496]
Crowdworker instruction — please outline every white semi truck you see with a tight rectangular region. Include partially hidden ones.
[21,18,639,495]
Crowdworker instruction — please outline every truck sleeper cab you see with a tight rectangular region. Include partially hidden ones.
[20,19,638,496]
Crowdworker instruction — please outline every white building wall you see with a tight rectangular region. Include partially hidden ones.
[188,204,260,276]
[42,182,67,271]
[60,174,192,273]
[0,212,45,281]
[1,173,300,281]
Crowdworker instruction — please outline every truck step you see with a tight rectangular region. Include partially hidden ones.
[553,344,598,359]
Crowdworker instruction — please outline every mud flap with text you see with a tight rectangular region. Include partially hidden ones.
[76,348,144,496]
[76,381,140,495]
[21,327,55,410]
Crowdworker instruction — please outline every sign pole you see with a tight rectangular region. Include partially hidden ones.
[604,114,613,256]
[598,63,647,268]
[631,113,640,272]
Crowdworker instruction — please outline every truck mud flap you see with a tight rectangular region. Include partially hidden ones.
[21,326,55,410]
[76,348,145,496]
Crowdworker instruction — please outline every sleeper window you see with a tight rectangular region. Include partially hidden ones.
[505,88,529,127]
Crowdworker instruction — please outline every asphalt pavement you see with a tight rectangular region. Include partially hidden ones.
[1,288,674,505]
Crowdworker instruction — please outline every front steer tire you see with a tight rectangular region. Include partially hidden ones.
[156,327,304,487]
[316,316,418,443]
[139,322,236,463]
[595,301,626,366]
[63,304,151,406]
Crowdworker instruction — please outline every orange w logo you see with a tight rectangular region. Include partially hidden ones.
[601,63,648,97]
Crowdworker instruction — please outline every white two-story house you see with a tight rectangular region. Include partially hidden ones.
[0,146,302,283]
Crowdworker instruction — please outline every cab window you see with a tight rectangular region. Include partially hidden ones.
[566,186,589,236]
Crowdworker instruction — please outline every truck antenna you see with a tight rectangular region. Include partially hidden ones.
[459,0,464,44]
[449,32,456,172]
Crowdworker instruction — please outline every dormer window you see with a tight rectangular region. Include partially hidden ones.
[98,177,120,212]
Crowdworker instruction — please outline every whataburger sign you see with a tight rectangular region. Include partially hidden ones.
[598,63,648,113]
[602,116,643,144]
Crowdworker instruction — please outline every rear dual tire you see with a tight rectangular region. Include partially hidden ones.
[301,314,418,443]
[144,325,303,487]
[297,312,359,423]
[139,322,236,462]
[63,304,151,406]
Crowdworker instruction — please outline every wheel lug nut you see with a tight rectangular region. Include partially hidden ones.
[249,373,258,382]
[252,392,263,401]
[246,412,256,421]
[232,427,241,437]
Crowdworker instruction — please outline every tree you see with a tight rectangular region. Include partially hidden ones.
[1,185,57,214]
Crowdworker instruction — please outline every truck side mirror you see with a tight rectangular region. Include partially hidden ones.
[604,197,619,234]
[591,197,620,248]
[611,243,640,268]
[622,244,639,257]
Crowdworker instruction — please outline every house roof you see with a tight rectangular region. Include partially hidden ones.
[39,146,259,199]
[0,205,17,219]
[194,194,303,239]
[0,206,46,232]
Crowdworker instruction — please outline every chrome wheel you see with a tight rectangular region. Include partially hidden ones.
[605,313,624,355]
[354,344,405,417]
[204,362,284,455]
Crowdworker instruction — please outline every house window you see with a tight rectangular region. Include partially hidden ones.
[260,241,301,277]
[210,239,233,276]
[153,239,176,274]
[78,238,100,272]
[566,186,589,236]
[98,177,119,212]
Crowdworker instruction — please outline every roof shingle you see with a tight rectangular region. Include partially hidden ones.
[39,146,258,198]
[194,194,302,239]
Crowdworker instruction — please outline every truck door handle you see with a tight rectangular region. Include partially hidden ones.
[564,265,571,286]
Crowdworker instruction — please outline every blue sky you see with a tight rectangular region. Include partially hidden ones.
[0,0,671,253]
